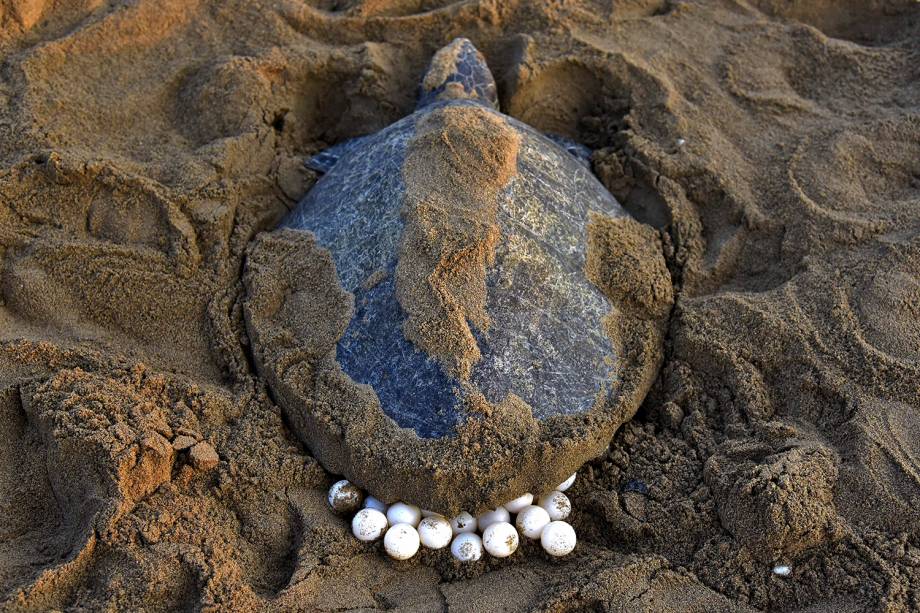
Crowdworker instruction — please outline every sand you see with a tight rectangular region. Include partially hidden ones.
[0,0,918,610]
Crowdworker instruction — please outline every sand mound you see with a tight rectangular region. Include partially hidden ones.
[0,0,918,610]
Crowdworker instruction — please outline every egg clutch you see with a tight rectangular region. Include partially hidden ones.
[328,473,579,561]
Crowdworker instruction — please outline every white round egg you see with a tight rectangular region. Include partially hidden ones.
[420,509,439,518]
[557,472,577,492]
[450,511,477,535]
[418,515,453,549]
[477,506,510,531]
[363,496,387,513]
[450,532,483,562]
[482,521,519,558]
[538,491,571,521]
[503,493,534,514]
[386,502,422,527]
[540,521,576,557]
[516,504,551,539]
[327,479,364,514]
[384,523,420,560]
[351,508,388,542]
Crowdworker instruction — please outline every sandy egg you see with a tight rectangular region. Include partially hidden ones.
[477,506,510,531]
[351,508,388,542]
[482,521,519,558]
[503,493,534,513]
[418,515,453,549]
[387,502,422,527]
[451,532,484,562]
[538,491,571,521]
[450,511,477,535]
[327,479,364,514]
[557,473,577,492]
[540,520,576,557]
[364,496,388,513]
[384,523,421,560]
[516,504,551,539]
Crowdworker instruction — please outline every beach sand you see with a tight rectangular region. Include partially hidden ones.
[0,0,918,610]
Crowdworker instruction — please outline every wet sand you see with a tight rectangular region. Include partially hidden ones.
[1,0,919,610]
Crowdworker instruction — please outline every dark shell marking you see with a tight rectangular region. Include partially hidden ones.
[283,100,624,437]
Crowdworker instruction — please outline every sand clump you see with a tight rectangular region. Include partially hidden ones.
[0,0,918,611]
[704,441,843,562]
[396,105,520,380]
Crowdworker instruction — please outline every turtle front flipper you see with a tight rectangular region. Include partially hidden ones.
[544,133,593,168]
[417,38,498,110]
[305,135,371,174]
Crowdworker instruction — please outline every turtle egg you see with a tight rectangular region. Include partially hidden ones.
[540,520,576,557]
[451,532,484,562]
[450,511,477,535]
[477,506,510,531]
[364,496,387,513]
[328,479,364,514]
[352,508,388,542]
[538,491,571,521]
[384,523,420,560]
[557,473,577,492]
[516,504,551,539]
[482,521,519,558]
[418,515,453,549]
[387,502,422,527]
[503,493,534,513]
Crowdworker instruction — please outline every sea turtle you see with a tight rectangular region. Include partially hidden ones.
[283,38,622,437]
[244,38,668,513]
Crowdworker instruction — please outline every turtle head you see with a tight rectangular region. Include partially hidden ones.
[417,38,499,111]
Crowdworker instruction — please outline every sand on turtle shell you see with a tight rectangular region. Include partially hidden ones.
[0,0,919,611]
[396,104,519,380]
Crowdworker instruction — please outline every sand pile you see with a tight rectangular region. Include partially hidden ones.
[0,0,918,610]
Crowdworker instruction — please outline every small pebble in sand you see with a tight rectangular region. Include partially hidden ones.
[352,508,388,542]
[556,473,577,492]
[516,505,551,539]
[477,506,511,531]
[450,511,477,535]
[482,521,519,558]
[364,496,387,513]
[418,515,453,549]
[451,532,484,562]
[773,565,792,577]
[328,479,365,514]
[538,491,571,521]
[540,521,576,557]
[387,502,422,527]
[189,442,219,471]
[384,523,420,560]
[676,137,686,147]
[503,493,534,513]
[420,509,439,518]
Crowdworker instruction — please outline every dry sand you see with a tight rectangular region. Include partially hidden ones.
[0,0,919,610]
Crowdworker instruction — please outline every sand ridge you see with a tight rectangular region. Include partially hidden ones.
[0,0,918,610]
